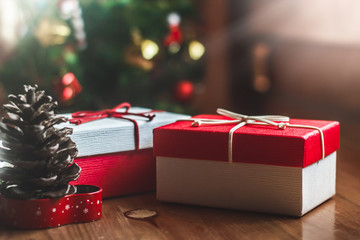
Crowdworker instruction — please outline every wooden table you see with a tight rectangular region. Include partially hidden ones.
[1,122,360,240]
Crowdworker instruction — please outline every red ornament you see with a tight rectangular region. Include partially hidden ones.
[164,25,183,47]
[55,72,82,103]
[174,80,194,102]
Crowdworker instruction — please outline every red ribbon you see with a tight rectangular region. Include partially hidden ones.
[69,102,159,150]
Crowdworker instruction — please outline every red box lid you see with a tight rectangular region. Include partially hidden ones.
[153,115,340,167]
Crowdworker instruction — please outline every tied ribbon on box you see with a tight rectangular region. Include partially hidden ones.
[182,109,325,163]
[69,102,160,150]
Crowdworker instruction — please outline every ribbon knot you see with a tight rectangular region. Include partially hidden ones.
[277,122,289,129]
[183,108,325,163]
[105,109,114,116]
[69,102,158,150]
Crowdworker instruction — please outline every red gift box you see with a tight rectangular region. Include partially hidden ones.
[70,149,155,198]
[62,103,189,198]
[154,110,340,216]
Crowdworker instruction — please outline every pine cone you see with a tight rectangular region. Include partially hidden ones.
[0,85,81,199]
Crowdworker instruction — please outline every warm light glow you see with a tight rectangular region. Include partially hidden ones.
[0,0,22,46]
[168,42,180,54]
[189,41,205,60]
[253,75,271,93]
[141,39,159,60]
[52,24,71,37]
[249,0,360,45]
[62,86,74,100]
[36,19,70,46]
[62,72,76,85]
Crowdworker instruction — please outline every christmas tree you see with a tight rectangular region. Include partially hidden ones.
[0,0,205,113]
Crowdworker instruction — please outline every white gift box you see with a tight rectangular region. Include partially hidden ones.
[57,105,189,198]
[153,113,340,216]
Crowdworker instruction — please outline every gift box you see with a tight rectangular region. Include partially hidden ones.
[153,109,340,216]
[60,103,189,198]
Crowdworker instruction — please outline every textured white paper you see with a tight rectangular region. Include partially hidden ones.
[59,107,189,157]
[156,152,336,216]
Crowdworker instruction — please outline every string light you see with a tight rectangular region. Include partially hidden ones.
[35,18,71,46]
[189,40,205,60]
[62,86,75,101]
[141,39,159,60]
[52,24,71,37]
[168,42,180,54]
[62,72,76,85]
[168,12,180,26]
[56,72,82,103]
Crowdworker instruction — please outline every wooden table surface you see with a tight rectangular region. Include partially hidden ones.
[1,122,360,240]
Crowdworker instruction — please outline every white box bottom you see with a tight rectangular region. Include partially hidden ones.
[156,152,336,216]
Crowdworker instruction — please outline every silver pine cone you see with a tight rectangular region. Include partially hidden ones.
[0,85,81,199]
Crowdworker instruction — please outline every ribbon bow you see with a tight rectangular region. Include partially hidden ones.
[184,108,325,163]
[69,102,158,150]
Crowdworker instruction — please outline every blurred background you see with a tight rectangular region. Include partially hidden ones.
[0,0,359,127]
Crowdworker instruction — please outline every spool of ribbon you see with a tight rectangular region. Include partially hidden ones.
[183,108,325,163]
[69,102,159,150]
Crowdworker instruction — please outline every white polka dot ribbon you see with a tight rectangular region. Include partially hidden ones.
[183,108,325,163]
